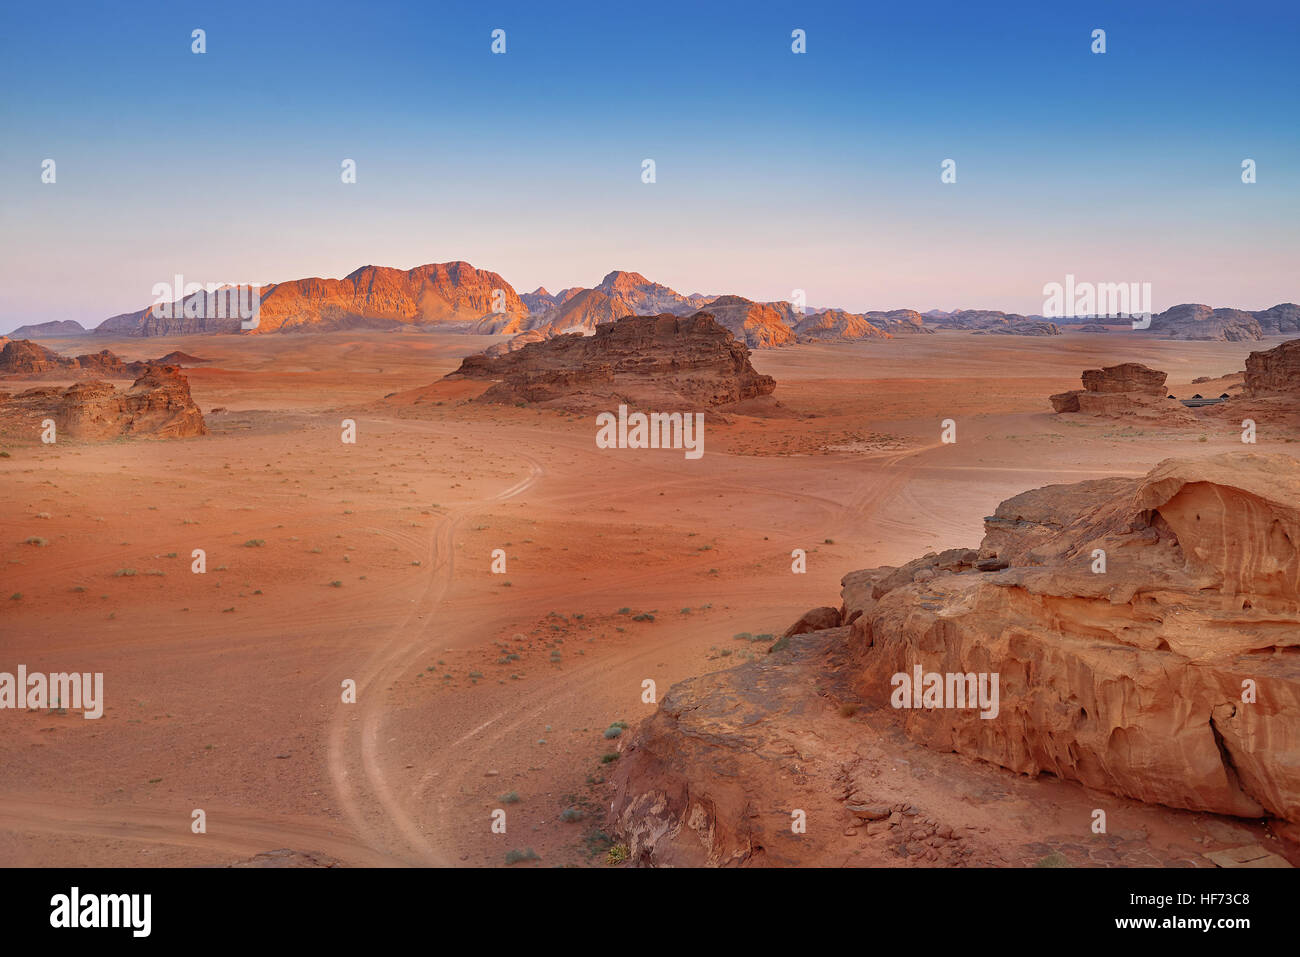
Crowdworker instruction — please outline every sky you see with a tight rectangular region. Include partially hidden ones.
[0,0,1296,334]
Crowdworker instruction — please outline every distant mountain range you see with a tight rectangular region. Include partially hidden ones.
[7,261,1296,348]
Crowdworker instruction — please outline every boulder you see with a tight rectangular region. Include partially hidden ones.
[781,606,841,638]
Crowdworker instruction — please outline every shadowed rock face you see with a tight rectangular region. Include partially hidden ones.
[610,454,1300,865]
[2,365,206,439]
[1245,339,1300,397]
[447,312,776,411]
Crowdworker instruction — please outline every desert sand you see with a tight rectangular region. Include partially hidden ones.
[1,329,1294,867]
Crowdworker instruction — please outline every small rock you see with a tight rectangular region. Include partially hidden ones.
[888,811,903,826]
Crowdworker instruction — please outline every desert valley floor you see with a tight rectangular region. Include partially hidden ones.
[1,329,1295,867]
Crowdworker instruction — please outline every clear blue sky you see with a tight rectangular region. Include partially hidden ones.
[1,0,1296,332]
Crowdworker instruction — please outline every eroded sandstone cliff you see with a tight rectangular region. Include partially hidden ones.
[610,453,1300,865]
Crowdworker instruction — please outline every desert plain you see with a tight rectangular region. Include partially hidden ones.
[1,328,1296,868]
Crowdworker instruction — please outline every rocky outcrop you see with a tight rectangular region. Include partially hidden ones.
[1145,304,1264,341]
[484,329,549,357]
[1050,362,1193,422]
[154,351,209,366]
[1081,363,1167,395]
[837,453,1300,822]
[790,309,889,342]
[782,606,841,638]
[862,309,930,336]
[520,287,556,315]
[503,272,717,340]
[923,309,1059,335]
[1245,339,1300,397]
[0,339,68,375]
[1,366,206,439]
[977,320,1061,336]
[700,296,797,348]
[0,339,199,379]
[447,313,776,411]
[1253,304,1300,336]
[594,270,713,317]
[611,454,1300,865]
[1143,302,1300,341]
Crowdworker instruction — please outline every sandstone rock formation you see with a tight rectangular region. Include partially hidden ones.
[447,313,776,411]
[1198,338,1300,431]
[1245,339,1300,397]
[0,339,198,379]
[977,320,1061,336]
[837,453,1300,821]
[520,287,556,314]
[610,454,1300,865]
[781,606,841,637]
[0,365,206,439]
[1253,304,1300,336]
[0,339,69,376]
[922,309,1061,335]
[1050,362,1193,422]
[697,296,797,348]
[1081,363,1167,394]
[1143,304,1278,341]
[789,308,890,342]
[493,271,717,340]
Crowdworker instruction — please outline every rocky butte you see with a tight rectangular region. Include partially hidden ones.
[0,365,207,440]
[445,312,777,412]
[609,453,1300,865]
[1050,362,1195,424]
